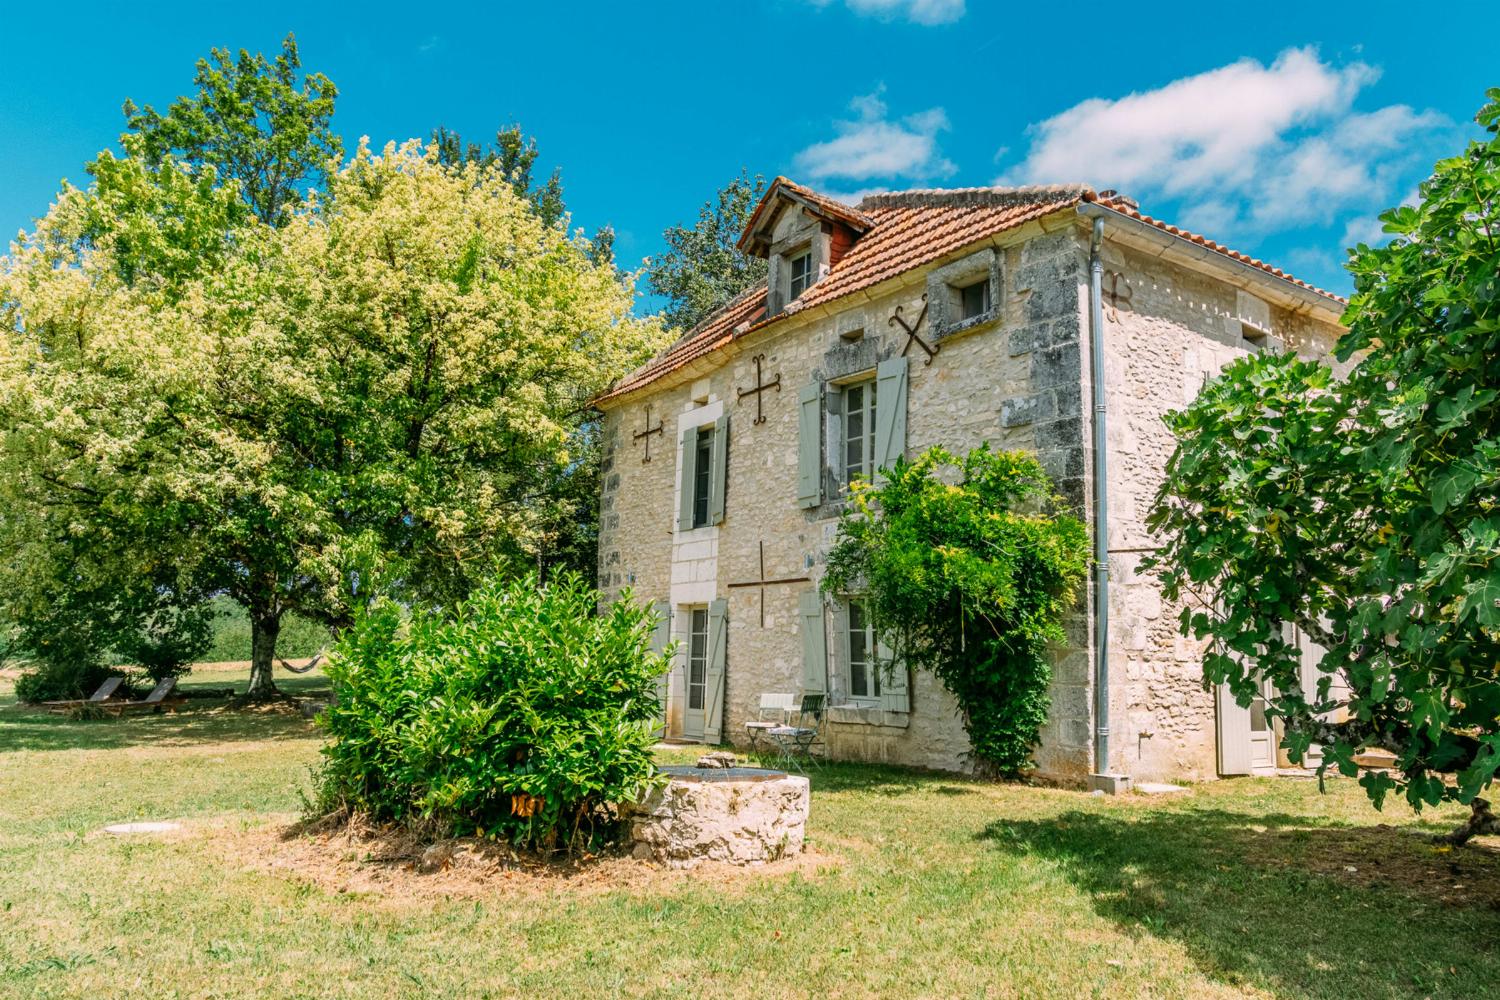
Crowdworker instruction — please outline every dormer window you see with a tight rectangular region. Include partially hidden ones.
[789,250,815,300]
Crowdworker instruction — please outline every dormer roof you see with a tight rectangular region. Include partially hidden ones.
[737,176,876,258]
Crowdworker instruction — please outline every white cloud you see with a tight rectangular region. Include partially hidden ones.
[999,47,1450,237]
[794,87,956,185]
[805,0,965,26]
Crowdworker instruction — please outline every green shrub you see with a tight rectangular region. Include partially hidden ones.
[314,572,666,852]
[14,660,124,704]
[824,445,1090,776]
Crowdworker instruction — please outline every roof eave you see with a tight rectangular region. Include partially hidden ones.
[1076,202,1346,321]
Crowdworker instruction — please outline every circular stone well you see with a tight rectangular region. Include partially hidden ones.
[626,766,810,869]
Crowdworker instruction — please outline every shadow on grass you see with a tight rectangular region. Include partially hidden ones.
[0,696,322,753]
[980,806,1500,999]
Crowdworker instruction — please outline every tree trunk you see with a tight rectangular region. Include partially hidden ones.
[246,606,283,699]
[1440,798,1500,847]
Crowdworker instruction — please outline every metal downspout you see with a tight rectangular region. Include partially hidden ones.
[1088,216,1111,775]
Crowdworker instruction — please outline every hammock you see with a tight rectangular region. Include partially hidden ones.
[276,651,326,675]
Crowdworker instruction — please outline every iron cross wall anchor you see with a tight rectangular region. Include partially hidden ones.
[736,353,782,425]
[891,292,938,365]
[1104,270,1134,322]
[726,540,811,627]
[632,402,664,463]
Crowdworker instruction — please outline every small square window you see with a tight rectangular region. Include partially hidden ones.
[839,326,865,342]
[959,278,990,321]
[1241,324,1270,352]
[789,251,815,300]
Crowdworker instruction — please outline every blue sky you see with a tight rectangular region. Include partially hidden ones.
[3,1,1493,298]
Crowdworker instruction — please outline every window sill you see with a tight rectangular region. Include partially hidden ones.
[828,704,910,729]
[933,307,999,344]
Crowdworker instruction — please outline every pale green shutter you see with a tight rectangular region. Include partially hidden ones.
[704,598,728,743]
[797,382,822,508]
[878,633,909,713]
[708,414,729,525]
[833,601,851,699]
[650,601,672,736]
[798,589,826,694]
[1216,681,1252,775]
[873,356,908,479]
[677,425,698,530]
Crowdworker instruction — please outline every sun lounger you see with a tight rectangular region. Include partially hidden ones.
[43,676,126,714]
[102,678,184,716]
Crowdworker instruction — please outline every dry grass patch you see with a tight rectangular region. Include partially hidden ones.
[219,813,842,904]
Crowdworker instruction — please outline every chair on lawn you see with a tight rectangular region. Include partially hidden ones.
[103,677,184,717]
[745,692,797,750]
[764,693,826,773]
[43,676,126,714]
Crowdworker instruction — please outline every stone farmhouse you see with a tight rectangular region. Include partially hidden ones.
[593,177,1347,786]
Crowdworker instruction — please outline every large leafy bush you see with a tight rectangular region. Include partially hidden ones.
[315,573,666,852]
[824,446,1090,775]
[1147,90,1500,840]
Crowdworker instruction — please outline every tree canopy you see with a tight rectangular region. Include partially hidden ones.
[1148,89,1500,840]
[121,33,340,226]
[645,171,767,331]
[1,140,663,697]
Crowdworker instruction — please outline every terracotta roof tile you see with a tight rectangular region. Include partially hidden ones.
[596,184,1344,405]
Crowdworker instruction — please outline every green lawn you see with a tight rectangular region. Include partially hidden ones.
[2,667,1498,999]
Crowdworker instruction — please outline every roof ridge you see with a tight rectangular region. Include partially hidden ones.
[860,184,1094,210]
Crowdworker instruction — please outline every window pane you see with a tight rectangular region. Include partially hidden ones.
[961,280,989,320]
[688,608,708,710]
[847,601,869,697]
[692,427,713,527]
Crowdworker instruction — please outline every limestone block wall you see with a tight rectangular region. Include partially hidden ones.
[1092,239,1345,781]
[600,216,1099,781]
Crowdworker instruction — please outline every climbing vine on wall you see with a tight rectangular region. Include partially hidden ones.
[823,445,1090,775]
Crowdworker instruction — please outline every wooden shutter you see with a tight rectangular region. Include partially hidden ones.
[878,634,910,713]
[708,414,729,525]
[799,589,827,694]
[704,598,728,743]
[650,601,672,736]
[677,425,698,531]
[874,356,908,479]
[1216,681,1253,775]
[797,382,822,508]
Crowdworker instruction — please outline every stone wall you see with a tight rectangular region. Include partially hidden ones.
[599,209,1097,779]
[599,205,1345,785]
[1091,239,1345,781]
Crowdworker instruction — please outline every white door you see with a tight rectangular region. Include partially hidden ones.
[1218,674,1276,776]
[1247,678,1275,772]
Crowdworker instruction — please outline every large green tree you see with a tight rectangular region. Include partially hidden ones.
[1,141,665,698]
[645,171,768,331]
[1148,90,1500,843]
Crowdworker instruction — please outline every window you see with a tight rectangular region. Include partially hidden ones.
[1241,324,1270,352]
[959,278,990,320]
[789,250,815,300]
[842,378,877,485]
[690,425,714,528]
[843,599,880,701]
[687,607,709,711]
